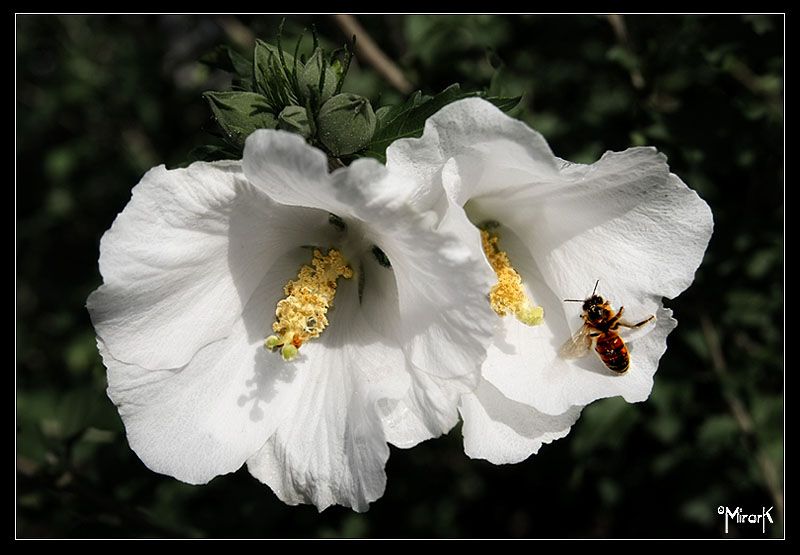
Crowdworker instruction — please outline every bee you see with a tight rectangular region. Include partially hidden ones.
[559,280,655,374]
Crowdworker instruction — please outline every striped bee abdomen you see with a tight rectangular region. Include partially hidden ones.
[595,333,630,374]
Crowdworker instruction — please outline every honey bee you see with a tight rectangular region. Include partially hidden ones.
[559,280,655,374]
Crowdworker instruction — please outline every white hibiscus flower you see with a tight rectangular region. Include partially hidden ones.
[387,98,714,464]
[87,129,496,511]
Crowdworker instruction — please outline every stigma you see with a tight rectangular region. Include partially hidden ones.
[265,248,353,360]
[480,228,544,327]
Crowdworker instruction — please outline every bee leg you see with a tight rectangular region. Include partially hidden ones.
[607,306,625,329]
[617,315,655,329]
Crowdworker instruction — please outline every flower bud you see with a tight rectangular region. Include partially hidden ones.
[264,335,280,350]
[278,105,312,139]
[317,93,377,156]
[281,344,299,361]
[300,49,337,103]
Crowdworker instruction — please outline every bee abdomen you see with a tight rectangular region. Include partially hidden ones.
[595,334,630,374]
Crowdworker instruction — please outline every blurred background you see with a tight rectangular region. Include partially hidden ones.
[17,15,783,538]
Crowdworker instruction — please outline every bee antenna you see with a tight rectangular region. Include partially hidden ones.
[591,279,600,296]
[563,299,584,303]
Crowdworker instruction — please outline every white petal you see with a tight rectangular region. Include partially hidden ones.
[347,164,496,446]
[460,379,581,464]
[246,279,407,512]
[87,161,331,369]
[390,99,712,414]
[386,97,561,207]
[103,253,319,484]
[242,130,351,215]
[483,305,677,415]
[476,150,712,414]
[344,160,495,387]
[244,129,449,225]
[247,131,498,447]
[481,151,713,303]
[379,368,463,449]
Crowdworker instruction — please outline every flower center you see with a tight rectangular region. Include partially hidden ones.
[480,226,544,327]
[264,248,354,361]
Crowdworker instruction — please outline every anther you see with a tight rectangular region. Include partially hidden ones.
[480,229,544,327]
[264,248,353,359]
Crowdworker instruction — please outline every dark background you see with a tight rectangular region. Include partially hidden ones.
[17,15,783,538]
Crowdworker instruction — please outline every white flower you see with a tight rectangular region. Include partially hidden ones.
[386,98,714,464]
[87,129,495,511]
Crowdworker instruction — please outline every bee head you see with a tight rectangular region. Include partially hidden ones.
[583,295,604,310]
[564,280,605,316]
[584,295,605,320]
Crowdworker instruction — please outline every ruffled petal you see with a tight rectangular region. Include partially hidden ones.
[346,161,496,446]
[88,161,331,370]
[460,379,581,464]
[246,278,408,512]
[386,97,561,207]
[246,132,497,447]
[477,152,712,414]
[102,253,321,484]
[242,130,353,216]
[245,130,494,388]
[389,98,713,415]
[341,159,496,388]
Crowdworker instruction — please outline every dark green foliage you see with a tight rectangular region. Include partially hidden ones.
[277,105,312,139]
[203,91,278,148]
[200,32,517,163]
[17,15,783,538]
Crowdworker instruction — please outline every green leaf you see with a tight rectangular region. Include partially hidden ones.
[201,45,254,91]
[360,83,521,162]
[488,95,522,112]
[185,144,241,164]
[278,105,313,139]
[203,91,278,149]
[228,48,254,80]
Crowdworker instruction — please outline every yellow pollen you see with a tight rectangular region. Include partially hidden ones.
[265,248,353,360]
[480,229,544,327]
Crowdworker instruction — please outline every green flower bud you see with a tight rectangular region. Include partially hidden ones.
[281,344,298,361]
[278,105,312,139]
[317,93,377,156]
[300,49,337,103]
[264,335,280,350]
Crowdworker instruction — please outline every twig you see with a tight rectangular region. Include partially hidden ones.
[216,15,256,51]
[700,314,784,525]
[331,14,414,95]
[606,14,645,90]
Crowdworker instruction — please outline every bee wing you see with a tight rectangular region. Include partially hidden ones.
[559,324,593,359]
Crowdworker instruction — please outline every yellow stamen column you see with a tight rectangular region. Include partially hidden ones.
[265,248,353,360]
[480,229,544,326]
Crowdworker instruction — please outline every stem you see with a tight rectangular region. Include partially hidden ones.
[700,314,783,526]
[331,14,414,94]
[215,15,255,50]
[327,157,344,172]
[606,14,645,90]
